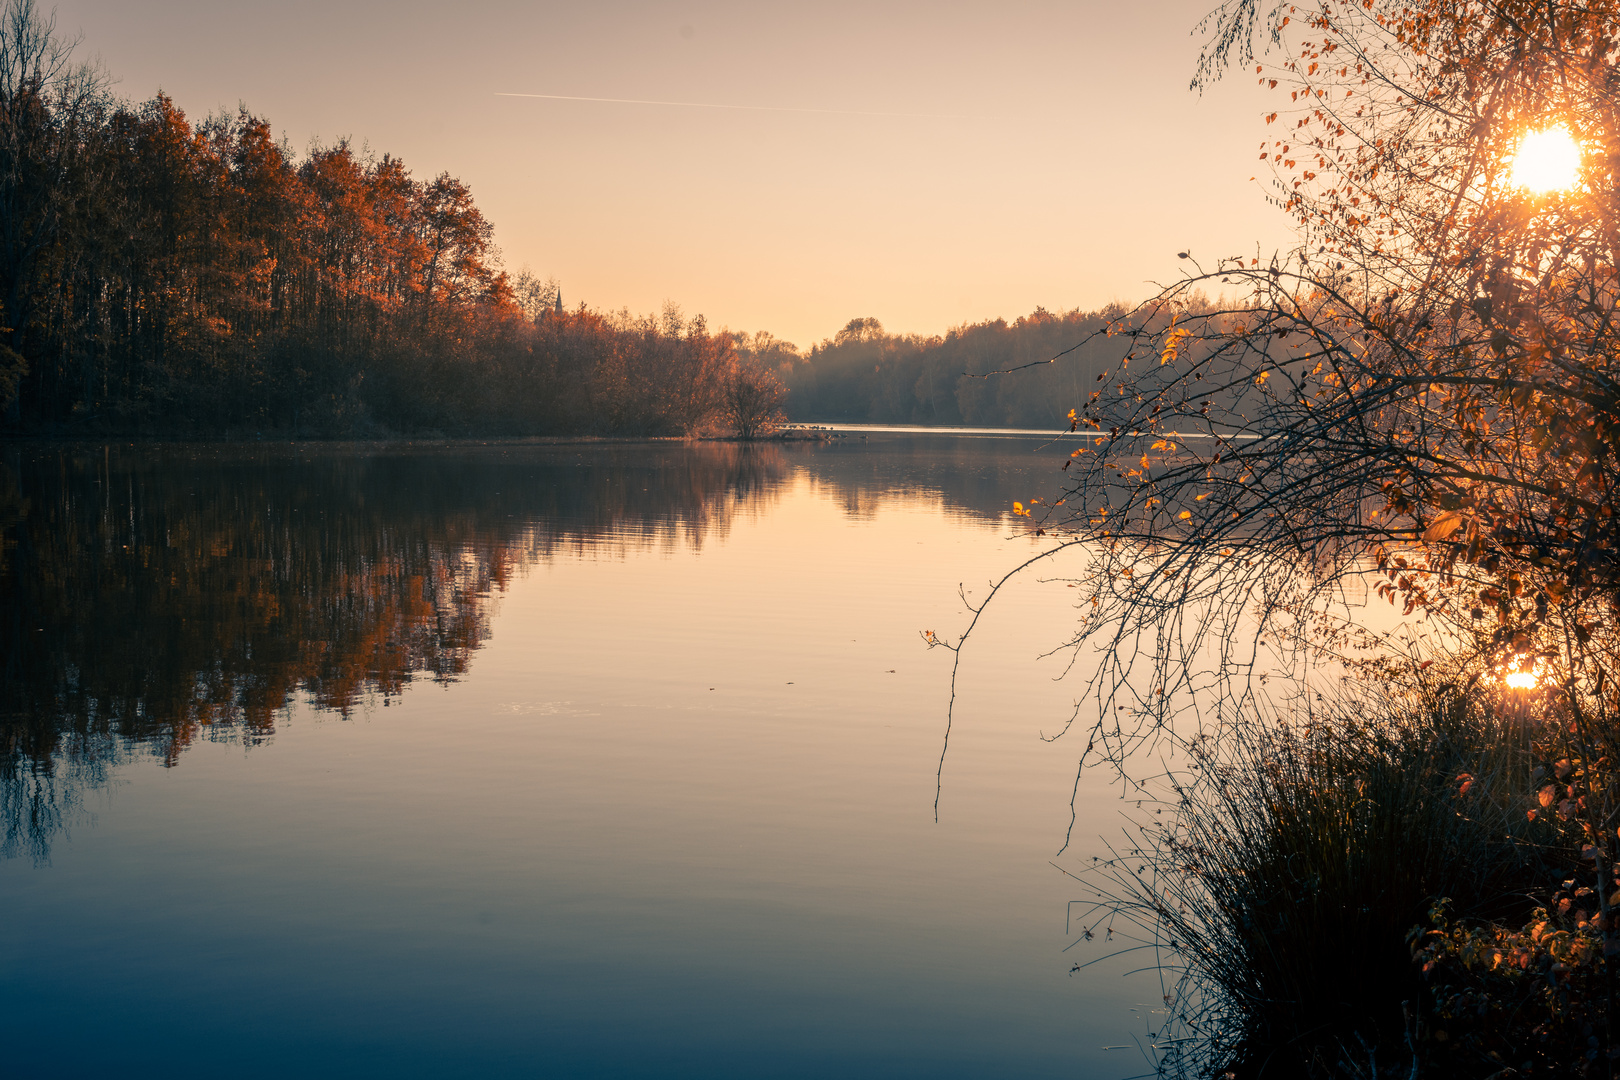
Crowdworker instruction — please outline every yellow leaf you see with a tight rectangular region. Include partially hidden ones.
[1421,511,1465,542]
[1161,327,1191,365]
[1178,511,1192,520]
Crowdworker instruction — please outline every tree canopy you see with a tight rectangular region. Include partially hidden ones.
[1031,0,1620,751]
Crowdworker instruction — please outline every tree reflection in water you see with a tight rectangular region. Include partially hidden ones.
[0,441,786,862]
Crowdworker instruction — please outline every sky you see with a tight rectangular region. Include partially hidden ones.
[49,0,1296,349]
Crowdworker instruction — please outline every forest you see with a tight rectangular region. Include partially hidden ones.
[775,308,1128,429]
[0,4,1135,440]
[0,13,799,440]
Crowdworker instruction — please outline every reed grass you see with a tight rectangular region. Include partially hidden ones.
[1075,692,1577,1078]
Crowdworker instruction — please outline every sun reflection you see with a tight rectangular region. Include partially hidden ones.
[1509,125,1582,193]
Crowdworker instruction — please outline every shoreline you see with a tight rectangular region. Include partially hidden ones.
[0,429,840,449]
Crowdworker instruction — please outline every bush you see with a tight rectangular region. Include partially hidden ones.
[1411,895,1613,1077]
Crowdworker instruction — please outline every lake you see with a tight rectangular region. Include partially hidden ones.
[0,434,1168,1079]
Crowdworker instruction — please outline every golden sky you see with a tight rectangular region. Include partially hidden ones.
[55,0,1294,348]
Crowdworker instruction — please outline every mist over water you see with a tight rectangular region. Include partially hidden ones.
[0,435,1164,1079]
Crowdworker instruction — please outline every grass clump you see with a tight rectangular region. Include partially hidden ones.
[1076,691,1580,1078]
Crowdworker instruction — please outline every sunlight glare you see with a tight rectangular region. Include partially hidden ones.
[1503,669,1538,690]
[1509,125,1582,193]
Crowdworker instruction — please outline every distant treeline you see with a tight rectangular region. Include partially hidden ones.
[776,309,1127,429]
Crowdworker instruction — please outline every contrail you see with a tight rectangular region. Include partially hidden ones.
[494,92,962,119]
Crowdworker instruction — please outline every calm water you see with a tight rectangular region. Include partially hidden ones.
[0,435,1165,1079]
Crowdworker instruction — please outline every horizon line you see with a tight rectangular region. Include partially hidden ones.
[494,92,968,120]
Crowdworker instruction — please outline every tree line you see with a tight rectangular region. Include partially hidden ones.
[0,1,787,438]
[774,307,1129,429]
[0,1,1186,440]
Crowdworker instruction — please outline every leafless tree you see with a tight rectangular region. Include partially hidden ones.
[723,359,786,439]
[0,0,107,416]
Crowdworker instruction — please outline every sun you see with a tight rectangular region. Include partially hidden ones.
[1503,669,1538,690]
[1509,125,1582,193]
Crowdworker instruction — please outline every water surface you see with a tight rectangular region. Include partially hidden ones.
[0,436,1163,1079]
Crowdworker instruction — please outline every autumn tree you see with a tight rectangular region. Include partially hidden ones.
[1000,1,1620,1073]
[1010,0,1620,764]
[0,2,891,442]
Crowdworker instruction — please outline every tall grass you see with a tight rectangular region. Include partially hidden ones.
[1074,692,1576,1078]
